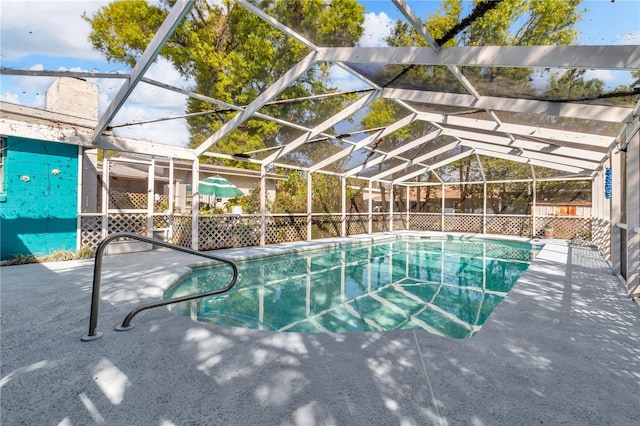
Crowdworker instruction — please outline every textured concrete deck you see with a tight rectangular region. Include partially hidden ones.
[1,236,638,425]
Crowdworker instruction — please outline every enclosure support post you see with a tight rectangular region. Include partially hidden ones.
[389,184,394,232]
[441,183,445,232]
[76,146,83,251]
[307,171,312,241]
[483,182,487,234]
[191,159,199,250]
[341,176,346,237]
[168,158,174,242]
[625,119,639,296]
[260,165,267,246]
[611,148,623,274]
[368,181,373,234]
[406,186,410,230]
[532,179,537,238]
[102,153,109,238]
[147,159,155,238]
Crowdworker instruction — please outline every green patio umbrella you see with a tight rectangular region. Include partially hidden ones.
[187,175,244,198]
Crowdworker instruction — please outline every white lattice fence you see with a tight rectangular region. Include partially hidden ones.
[409,214,442,231]
[486,215,531,236]
[444,215,483,233]
[372,214,390,233]
[535,217,592,241]
[109,191,147,210]
[265,215,307,244]
[392,213,407,231]
[591,219,611,258]
[107,213,148,236]
[312,215,342,239]
[171,215,192,248]
[346,214,368,236]
[80,215,103,250]
[199,216,261,250]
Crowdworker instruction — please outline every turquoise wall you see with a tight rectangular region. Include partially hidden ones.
[0,136,78,261]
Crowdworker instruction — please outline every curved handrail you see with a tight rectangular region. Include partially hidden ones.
[81,232,238,341]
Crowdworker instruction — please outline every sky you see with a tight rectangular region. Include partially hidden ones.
[1,0,638,147]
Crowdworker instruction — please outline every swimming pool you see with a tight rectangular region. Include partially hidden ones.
[165,236,540,338]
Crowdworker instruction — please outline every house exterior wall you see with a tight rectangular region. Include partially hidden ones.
[0,136,78,261]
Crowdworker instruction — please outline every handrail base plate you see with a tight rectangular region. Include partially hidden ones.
[81,332,104,341]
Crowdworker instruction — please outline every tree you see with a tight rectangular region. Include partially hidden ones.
[85,0,365,167]
[361,0,588,210]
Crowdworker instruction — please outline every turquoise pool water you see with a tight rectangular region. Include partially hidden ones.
[165,237,540,338]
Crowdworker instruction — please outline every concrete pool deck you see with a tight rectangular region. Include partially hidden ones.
[1,235,638,425]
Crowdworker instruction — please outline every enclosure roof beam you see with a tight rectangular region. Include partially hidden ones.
[194,51,319,157]
[308,112,416,173]
[459,139,601,170]
[418,113,615,148]
[370,141,461,181]
[322,45,640,70]
[393,150,475,184]
[472,147,588,175]
[262,90,381,165]
[438,127,607,162]
[90,0,195,144]
[344,129,443,177]
[383,88,632,123]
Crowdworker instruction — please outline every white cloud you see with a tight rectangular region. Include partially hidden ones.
[0,1,111,62]
[359,12,393,47]
[614,29,639,45]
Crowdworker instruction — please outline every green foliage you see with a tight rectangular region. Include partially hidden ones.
[85,0,365,169]
[273,170,307,213]
[6,247,96,265]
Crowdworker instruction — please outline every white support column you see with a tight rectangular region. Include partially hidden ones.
[76,146,83,250]
[260,165,267,246]
[483,182,487,234]
[341,176,346,237]
[368,181,373,234]
[625,120,639,295]
[532,179,537,238]
[102,153,109,239]
[389,185,394,232]
[307,172,313,241]
[168,158,174,241]
[441,183,445,231]
[147,159,155,238]
[611,148,623,273]
[191,160,199,250]
[406,186,410,230]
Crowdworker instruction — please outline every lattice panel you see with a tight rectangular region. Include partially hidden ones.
[198,216,261,250]
[535,217,592,241]
[80,216,103,250]
[153,194,169,212]
[392,213,407,231]
[109,191,148,210]
[409,214,442,231]
[591,219,611,258]
[312,215,342,239]
[107,213,148,236]
[153,215,170,229]
[265,216,307,244]
[371,214,390,233]
[444,215,483,233]
[171,215,192,248]
[486,216,530,236]
[346,214,368,236]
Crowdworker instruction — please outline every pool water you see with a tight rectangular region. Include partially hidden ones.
[165,237,540,338]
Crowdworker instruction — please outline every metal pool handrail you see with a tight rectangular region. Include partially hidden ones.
[81,232,238,341]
